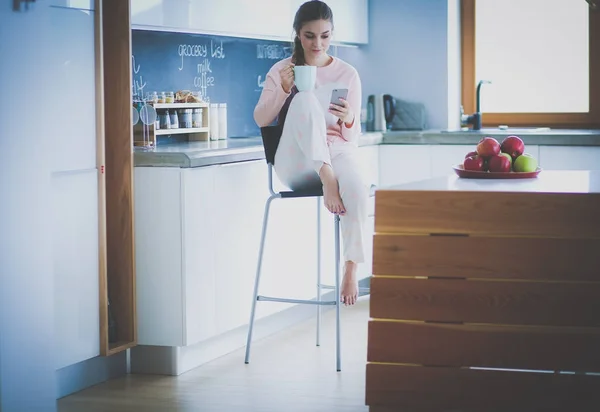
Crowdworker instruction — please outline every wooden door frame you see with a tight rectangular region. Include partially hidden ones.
[96,0,137,356]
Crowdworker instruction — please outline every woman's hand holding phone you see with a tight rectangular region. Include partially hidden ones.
[329,89,354,127]
[280,64,295,94]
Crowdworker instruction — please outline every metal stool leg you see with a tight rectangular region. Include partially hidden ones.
[334,214,341,372]
[244,195,275,364]
[316,198,322,347]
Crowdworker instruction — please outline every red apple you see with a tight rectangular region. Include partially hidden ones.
[488,153,512,172]
[501,135,525,159]
[463,155,485,171]
[499,152,513,166]
[476,137,501,159]
[465,151,478,159]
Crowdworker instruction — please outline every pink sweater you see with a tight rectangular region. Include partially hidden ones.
[254,56,362,144]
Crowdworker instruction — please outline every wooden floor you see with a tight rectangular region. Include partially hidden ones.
[58,298,370,412]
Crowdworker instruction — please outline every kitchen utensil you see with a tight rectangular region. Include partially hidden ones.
[293,65,317,92]
[366,94,386,131]
[139,103,157,150]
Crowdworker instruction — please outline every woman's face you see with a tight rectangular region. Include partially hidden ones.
[298,19,333,60]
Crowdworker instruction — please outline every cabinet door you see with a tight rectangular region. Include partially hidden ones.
[430,145,475,178]
[53,170,99,369]
[48,5,96,172]
[212,161,323,334]
[188,0,292,40]
[326,0,369,44]
[134,167,185,347]
[131,0,191,28]
[290,0,369,44]
[181,166,217,345]
[378,145,432,187]
[212,161,270,334]
[539,146,600,170]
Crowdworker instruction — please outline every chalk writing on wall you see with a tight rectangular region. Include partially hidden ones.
[132,30,292,137]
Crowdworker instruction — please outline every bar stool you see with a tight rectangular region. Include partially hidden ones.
[244,124,344,372]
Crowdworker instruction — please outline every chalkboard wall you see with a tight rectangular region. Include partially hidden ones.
[131,29,293,138]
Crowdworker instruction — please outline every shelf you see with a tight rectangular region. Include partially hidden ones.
[152,102,208,109]
[155,127,209,136]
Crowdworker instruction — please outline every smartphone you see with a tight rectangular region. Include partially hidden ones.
[330,88,349,106]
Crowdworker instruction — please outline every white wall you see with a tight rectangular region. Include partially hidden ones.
[337,0,462,129]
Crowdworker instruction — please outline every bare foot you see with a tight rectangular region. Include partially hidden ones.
[319,164,346,215]
[340,261,358,306]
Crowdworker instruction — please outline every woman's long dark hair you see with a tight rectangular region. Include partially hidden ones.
[291,1,334,66]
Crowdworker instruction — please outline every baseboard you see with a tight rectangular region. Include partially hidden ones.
[56,350,128,399]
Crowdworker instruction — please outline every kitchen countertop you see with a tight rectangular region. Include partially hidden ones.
[134,132,384,168]
[382,169,600,194]
[133,128,600,168]
[383,128,600,146]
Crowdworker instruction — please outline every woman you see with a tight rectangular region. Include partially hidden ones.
[254,0,368,306]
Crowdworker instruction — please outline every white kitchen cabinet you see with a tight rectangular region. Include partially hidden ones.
[48,6,96,172]
[211,160,329,333]
[378,145,432,187]
[131,0,293,40]
[289,0,369,44]
[326,0,369,44]
[53,170,100,369]
[131,0,368,44]
[135,167,187,347]
[181,166,218,344]
[539,146,600,170]
[211,160,270,334]
[130,0,189,28]
[429,145,474,178]
[135,165,221,347]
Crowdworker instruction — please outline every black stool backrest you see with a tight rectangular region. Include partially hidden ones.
[260,85,298,166]
[260,125,283,166]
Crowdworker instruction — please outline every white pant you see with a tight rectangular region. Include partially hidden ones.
[274,91,369,263]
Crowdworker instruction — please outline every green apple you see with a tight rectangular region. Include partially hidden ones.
[513,153,538,172]
[499,152,512,166]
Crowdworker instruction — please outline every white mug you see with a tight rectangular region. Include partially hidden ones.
[294,65,317,92]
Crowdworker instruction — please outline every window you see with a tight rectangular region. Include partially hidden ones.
[461,0,600,128]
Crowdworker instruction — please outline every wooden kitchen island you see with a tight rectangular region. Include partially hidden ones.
[366,170,600,411]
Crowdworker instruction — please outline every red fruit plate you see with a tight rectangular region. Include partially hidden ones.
[453,165,542,179]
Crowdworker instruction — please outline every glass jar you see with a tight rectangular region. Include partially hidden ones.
[192,108,203,128]
[157,92,166,104]
[165,92,175,104]
[178,109,192,128]
[169,109,179,128]
[159,110,171,129]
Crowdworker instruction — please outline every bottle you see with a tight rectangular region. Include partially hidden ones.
[178,109,192,128]
[218,103,227,140]
[209,104,219,141]
[192,108,203,128]
[159,109,171,129]
[169,109,179,129]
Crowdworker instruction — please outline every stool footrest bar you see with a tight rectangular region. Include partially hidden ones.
[257,295,337,306]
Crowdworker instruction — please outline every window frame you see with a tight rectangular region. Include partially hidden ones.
[460,0,600,128]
